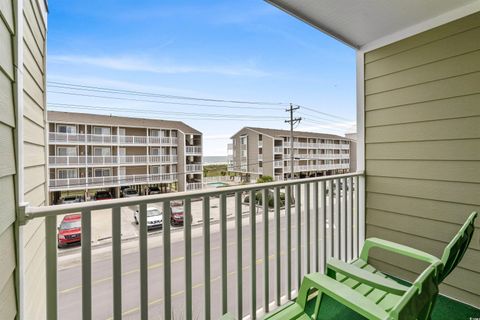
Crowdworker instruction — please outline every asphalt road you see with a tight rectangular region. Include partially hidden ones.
[57,205,333,320]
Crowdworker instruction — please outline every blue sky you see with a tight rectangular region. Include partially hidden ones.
[47,0,356,155]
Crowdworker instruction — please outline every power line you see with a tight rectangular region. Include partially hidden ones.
[48,102,285,120]
[48,91,283,111]
[294,104,352,121]
[48,81,286,106]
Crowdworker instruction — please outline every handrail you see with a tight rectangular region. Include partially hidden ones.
[26,171,364,320]
[28,171,363,217]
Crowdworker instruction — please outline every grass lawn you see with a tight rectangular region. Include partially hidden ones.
[203,164,228,177]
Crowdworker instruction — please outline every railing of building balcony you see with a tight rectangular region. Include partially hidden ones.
[49,155,119,166]
[258,141,263,147]
[26,171,363,320]
[227,143,233,150]
[294,153,350,160]
[285,143,349,150]
[273,147,283,153]
[49,132,180,145]
[274,160,283,168]
[185,146,202,154]
[149,155,178,163]
[148,136,178,145]
[186,182,203,190]
[258,154,263,161]
[186,164,203,172]
[284,164,349,172]
[118,135,147,144]
[49,173,178,190]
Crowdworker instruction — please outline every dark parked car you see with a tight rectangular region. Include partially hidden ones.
[94,190,113,200]
[147,186,161,195]
[170,206,184,226]
[122,188,139,198]
[57,214,81,248]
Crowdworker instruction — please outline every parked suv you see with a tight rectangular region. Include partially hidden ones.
[94,190,113,200]
[57,214,81,248]
[58,196,83,205]
[122,188,139,198]
[147,186,161,195]
[134,207,163,230]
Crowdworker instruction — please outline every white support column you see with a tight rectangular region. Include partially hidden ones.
[356,50,366,249]
[13,0,25,317]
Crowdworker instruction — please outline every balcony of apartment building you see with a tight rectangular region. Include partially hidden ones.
[186,155,203,173]
[273,139,283,154]
[6,2,480,320]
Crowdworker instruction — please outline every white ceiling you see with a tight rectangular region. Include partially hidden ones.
[266,0,480,49]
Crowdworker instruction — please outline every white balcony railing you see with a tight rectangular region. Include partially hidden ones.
[118,135,147,145]
[274,146,283,153]
[274,160,283,168]
[186,182,203,190]
[49,155,179,167]
[27,172,363,320]
[258,140,263,147]
[185,146,202,154]
[186,164,202,172]
[49,173,178,190]
[49,132,179,145]
[258,154,263,161]
[48,155,123,166]
[148,136,178,145]
[149,155,178,163]
[118,155,148,164]
[283,163,349,173]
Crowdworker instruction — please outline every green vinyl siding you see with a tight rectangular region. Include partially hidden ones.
[364,11,480,307]
[22,0,47,318]
[0,0,16,318]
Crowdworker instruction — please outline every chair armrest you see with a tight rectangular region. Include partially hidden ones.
[300,273,389,320]
[360,238,441,266]
[327,258,409,295]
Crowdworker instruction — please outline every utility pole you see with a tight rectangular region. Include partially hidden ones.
[285,103,301,180]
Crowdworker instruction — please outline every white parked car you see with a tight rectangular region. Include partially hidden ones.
[134,207,163,229]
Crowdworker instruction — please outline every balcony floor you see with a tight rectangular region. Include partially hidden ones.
[303,284,479,319]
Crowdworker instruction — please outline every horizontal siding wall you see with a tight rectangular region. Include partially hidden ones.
[22,0,47,319]
[364,11,480,307]
[0,0,17,318]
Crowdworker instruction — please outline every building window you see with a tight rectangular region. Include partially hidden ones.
[57,124,76,134]
[57,169,77,179]
[93,127,111,135]
[258,134,262,141]
[94,168,111,177]
[57,147,77,156]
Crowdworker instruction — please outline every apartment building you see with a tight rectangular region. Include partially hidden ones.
[228,127,351,181]
[47,111,203,203]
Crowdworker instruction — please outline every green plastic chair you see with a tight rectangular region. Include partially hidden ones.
[322,211,477,320]
[221,212,477,319]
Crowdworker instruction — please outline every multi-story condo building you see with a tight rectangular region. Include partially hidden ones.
[47,111,203,203]
[228,127,351,181]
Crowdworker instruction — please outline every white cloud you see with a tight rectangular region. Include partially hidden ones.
[49,54,270,77]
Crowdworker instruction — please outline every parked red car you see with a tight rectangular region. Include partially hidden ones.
[57,214,81,248]
[170,206,184,226]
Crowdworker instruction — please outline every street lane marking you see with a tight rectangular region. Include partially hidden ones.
[105,252,290,320]
[60,222,304,294]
